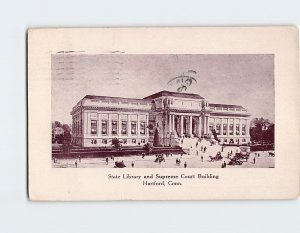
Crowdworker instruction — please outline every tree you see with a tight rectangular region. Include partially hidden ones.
[54,121,62,128]
[264,123,274,144]
[112,138,121,150]
[143,142,153,155]
[62,124,71,132]
[250,118,273,145]
[153,128,160,147]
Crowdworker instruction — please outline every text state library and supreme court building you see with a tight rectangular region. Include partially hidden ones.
[71,91,251,147]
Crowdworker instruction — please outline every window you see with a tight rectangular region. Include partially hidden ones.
[242,138,246,142]
[229,124,233,135]
[111,121,118,135]
[121,121,127,135]
[141,139,145,143]
[216,124,221,135]
[242,124,246,135]
[102,139,107,144]
[224,139,227,143]
[140,121,146,135]
[131,121,137,135]
[102,120,107,135]
[223,124,227,135]
[132,139,136,144]
[122,139,127,144]
[236,125,240,135]
[91,120,97,135]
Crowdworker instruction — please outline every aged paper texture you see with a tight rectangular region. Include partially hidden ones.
[28,27,300,200]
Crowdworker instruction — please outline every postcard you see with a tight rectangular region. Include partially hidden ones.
[28,27,299,200]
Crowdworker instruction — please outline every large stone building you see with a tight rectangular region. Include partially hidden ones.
[71,91,251,147]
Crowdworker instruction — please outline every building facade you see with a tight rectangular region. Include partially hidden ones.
[71,91,251,147]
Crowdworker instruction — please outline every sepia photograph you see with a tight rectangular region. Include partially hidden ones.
[51,54,275,169]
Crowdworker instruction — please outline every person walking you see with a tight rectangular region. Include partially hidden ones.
[184,162,187,168]
[106,157,109,165]
[201,155,203,162]
[131,161,134,168]
[253,157,256,164]
[78,155,81,163]
[223,161,226,168]
[75,160,78,168]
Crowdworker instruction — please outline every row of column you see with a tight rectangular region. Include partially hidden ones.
[168,114,209,137]
[213,118,250,136]
[167,113,249,137]
[85,112,148,137]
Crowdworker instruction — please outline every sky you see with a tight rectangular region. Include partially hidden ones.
[52,54,274,124]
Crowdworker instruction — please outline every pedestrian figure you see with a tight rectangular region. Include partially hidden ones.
[171,153,172,157]
[184,162,187,168]
[75,160,78,168]
[221,146,224,152]
[253,157,256,164]
[196,142,198,147]
[106,157,109,165]
[78,155,81,163]
[223,161,226,168]
[131,162,134,168]
[201,155,203,162]
[53,156,56,163]
[258,153,260,158]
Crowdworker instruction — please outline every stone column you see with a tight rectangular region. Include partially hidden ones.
[198,116,202,137]
[137,114,140,137]
[220,118,223,136]
[233,118,236,137]
[203,116,206,134]
[169,114,172,133]
[227,118,230,137]
[118,114,122,136]
[172,115,175,132]
[205,116,209,134]
[239,120,243,137]
[127,114,130,137]
[189,115,193,137]
[108,113,111,137]
[180,115,184,136]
